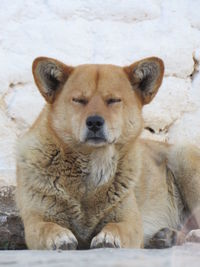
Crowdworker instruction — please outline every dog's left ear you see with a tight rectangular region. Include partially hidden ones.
[124,57,164,105]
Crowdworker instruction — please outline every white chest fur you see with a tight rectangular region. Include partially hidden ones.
[88,146,117,187]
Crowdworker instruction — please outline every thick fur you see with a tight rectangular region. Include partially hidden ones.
[16,57,200,250]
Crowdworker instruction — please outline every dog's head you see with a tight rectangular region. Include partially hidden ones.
[32,57,164,147]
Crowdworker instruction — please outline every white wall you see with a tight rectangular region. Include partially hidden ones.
[0,0,200,185]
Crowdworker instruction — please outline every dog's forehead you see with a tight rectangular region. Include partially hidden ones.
[66,64,130,93]
[72,63,124,76]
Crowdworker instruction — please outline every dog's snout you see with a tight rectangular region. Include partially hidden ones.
[86,116,105,132]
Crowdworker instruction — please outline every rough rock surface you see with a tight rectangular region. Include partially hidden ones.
[0,186,26,250]
[0,243,200,267]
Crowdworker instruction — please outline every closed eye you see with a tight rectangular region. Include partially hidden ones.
[72,98,88,105]
[106,98,122,105]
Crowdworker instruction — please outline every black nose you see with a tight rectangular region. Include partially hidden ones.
[86,115,105,132]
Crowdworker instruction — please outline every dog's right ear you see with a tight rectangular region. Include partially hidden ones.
[32,57,74,103]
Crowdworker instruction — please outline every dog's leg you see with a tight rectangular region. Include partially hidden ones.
[23,214,78,250]
[91,195,143,249]
[168,145,200,243]
[168,145,200,226]
[146,227,187,248]
[90,221,143,249]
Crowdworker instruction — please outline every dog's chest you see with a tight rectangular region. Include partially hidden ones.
[52,147,118,193]
[43,147,121,243]
[46,187,119,248]
[67,199,114,246]
[86,148,118,187]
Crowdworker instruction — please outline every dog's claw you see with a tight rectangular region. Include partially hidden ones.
[91,231,121,249]
[47,231,78,250]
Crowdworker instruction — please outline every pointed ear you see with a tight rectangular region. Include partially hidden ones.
[124,57,164,105]
[32,57,74,103]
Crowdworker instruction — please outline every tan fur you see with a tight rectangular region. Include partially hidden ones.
[16,57,200,250]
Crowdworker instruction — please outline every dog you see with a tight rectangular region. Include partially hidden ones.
[16,56,200,249]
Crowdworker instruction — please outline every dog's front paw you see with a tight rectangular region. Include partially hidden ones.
[186,229,200,243]
[90,231,121,249]
[46,229,78,250]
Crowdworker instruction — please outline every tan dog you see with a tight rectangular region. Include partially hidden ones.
[16,56,200,250]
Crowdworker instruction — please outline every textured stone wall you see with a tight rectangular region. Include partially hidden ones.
[0,0,200,185]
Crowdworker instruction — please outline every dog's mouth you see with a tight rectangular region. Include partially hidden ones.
[86,136,107,143]
[84,131,107,145]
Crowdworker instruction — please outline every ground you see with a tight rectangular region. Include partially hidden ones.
[0,243,199,267]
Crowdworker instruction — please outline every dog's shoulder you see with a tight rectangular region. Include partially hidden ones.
[17,107,60,165]
[138,139,170,166]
